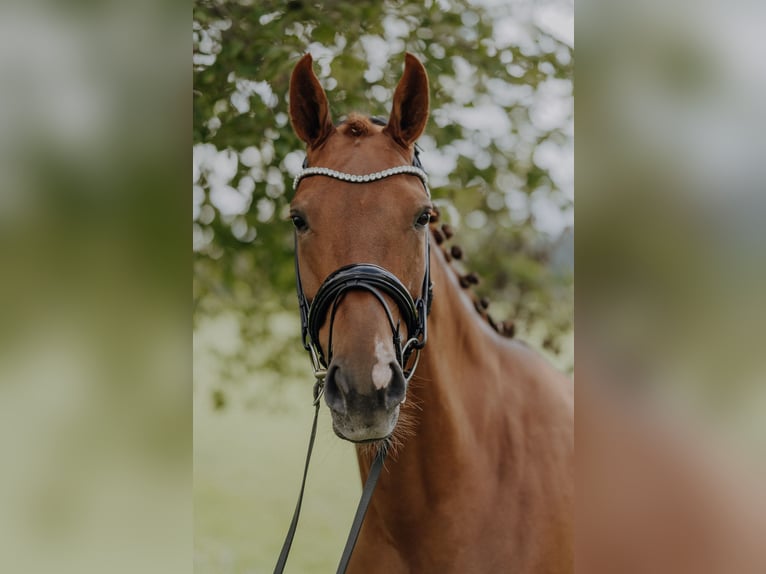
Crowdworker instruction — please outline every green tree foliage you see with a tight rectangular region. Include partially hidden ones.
[193,0,573,381]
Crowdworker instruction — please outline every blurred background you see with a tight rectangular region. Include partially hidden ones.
[577,0,766,451]
[0,1,189,573]
[193,0,573,571]
[577,0,766,571]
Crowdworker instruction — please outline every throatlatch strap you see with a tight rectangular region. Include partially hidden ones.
[336,448,387,574]
[273,399,388,574]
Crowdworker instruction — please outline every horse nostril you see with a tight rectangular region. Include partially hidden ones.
[384,362,407,409]
[324,364,348,415]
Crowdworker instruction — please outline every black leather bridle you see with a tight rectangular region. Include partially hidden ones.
[294,147,432,385]
[295,251,432,384]
[273,145,433,574]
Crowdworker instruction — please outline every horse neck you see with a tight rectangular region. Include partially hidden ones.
[410,242,500,442]
[356,241,507,505]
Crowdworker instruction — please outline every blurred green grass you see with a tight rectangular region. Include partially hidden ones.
[194,347,361,573]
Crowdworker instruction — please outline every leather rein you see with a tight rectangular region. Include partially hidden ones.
[273,150,432,574]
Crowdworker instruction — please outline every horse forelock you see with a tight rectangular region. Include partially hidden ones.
[339,113,378,138]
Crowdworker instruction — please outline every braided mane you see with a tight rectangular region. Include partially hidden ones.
[428,206,515,339]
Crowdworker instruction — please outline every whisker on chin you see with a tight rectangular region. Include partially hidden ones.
[355,393,419,463]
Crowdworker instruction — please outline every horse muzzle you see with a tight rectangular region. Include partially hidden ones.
[295,259,431,442]
[323,356,406,442]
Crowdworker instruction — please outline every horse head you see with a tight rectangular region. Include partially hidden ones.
[289,53,431,443]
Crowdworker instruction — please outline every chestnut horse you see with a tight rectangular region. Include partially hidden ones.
[287,53,573,573]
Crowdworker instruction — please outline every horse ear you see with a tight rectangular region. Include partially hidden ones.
[289,54,335,147]
[384,53,430,148]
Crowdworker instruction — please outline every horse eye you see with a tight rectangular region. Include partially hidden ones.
[416,211,431,227]
[291,214,308,231]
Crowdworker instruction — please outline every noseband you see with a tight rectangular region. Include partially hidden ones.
[293,150,433,385]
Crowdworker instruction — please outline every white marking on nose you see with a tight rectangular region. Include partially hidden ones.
[371,336,395,390]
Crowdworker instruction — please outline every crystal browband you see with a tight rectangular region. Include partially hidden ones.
[293,165,430,196]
